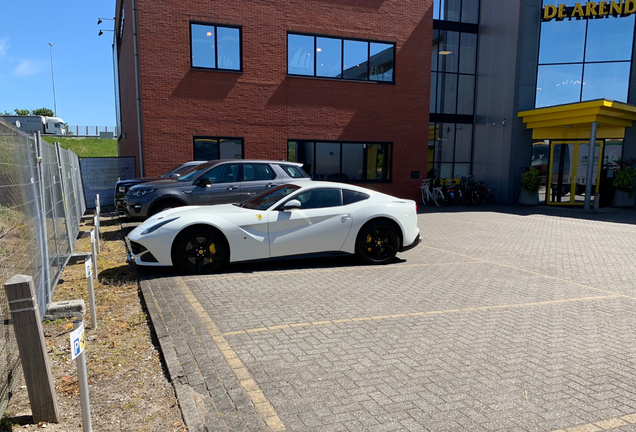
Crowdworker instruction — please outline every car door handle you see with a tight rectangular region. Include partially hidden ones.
[227,185,239,190]
[341,214,351,223]
[266,183,276,188]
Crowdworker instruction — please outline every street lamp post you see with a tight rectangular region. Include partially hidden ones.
[48,43,57,117]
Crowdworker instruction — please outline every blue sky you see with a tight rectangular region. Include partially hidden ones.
[0,1,117,129]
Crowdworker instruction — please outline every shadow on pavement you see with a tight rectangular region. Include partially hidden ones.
[418,203,636,225]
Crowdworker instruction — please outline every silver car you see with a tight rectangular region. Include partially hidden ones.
[123,159,310,220]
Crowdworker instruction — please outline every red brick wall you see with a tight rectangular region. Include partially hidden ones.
[116,0,141,173]
[121,0,432,200]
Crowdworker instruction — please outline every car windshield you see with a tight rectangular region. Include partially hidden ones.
[177,163,213,182]
[240,184,300,210]
[160,164,184,178]
[169,164,200,178]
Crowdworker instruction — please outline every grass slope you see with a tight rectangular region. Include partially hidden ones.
[42,136,117,158]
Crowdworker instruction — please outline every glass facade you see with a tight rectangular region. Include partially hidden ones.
[428,123,472,179]
[288,33,395,83]
[430,1,479,179]
[431,30,477,115]
[433,0,479,24]
[536,3,635,107]
[530,2,636,206]
[287,140,391,181]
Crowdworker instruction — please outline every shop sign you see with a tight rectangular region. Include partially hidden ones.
[542,1,636,21]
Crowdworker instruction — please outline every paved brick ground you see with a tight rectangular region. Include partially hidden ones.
[137,205,636,432]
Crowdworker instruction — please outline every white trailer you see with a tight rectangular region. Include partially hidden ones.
[1,115,66,135]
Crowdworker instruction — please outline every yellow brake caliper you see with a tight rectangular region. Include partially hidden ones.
[209,242,217,262]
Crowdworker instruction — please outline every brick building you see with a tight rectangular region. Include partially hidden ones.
[114,0,432,201]
[115,0,636,207]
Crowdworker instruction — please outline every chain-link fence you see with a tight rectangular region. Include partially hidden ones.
[0,118,85,413]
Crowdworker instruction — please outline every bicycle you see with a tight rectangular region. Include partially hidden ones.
[471,181,494,205]
[459,175,477,204]
[441,179,462,206]
[421,178,444,207]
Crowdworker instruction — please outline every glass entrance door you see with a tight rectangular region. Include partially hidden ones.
[548,141,602,205]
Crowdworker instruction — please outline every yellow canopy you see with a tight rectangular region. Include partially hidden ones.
[518,99,636,139]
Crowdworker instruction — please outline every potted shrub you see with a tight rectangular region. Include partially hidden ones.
[519,166,541,205]
[612,164,636,208]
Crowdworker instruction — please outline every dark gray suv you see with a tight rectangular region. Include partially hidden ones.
[114,160,206,211]
[123,159,310,220]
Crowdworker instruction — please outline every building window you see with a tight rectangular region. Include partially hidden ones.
[428,123,472,179]
[433,0,480,24]
[287,33,395,83]
[190,23,241,71]
[430,2,479,179]
[193,137,243,160]
[431,30,477,115]
[536,9,634,108]
[287,140,392,181]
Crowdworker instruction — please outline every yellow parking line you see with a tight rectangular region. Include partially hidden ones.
[175,278,286,431]
[222,294,622,337]
[551,412,636,431]
[421,245,631,298]
[181,261,481,282]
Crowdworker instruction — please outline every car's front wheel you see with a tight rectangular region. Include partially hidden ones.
[355,220,400,265]
[172,226,228,274]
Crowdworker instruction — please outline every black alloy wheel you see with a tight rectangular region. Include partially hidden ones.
[172,227,227,274]
[355,221,400,265]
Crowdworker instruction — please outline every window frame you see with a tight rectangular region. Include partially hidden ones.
[193,136,244,161]
[190,22,243,72]
[535,12,635,108]
[431,28,478,116]
[287,139,393,183]
[287,32,396,84]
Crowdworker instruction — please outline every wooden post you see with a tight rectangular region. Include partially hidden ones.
[4,275,60,423]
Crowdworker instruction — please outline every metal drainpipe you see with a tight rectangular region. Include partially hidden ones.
[583,121,598,212]
[132,0,144,176]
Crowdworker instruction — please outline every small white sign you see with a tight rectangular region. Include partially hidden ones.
[70,322,85,360]
[85,259,92,278]
[90,229,95,242]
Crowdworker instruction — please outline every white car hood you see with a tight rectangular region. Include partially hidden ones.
[144,204,252,224]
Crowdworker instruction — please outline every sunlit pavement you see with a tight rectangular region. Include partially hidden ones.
[136,204,636,432]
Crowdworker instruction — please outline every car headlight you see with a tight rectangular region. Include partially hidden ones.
[118,186,127,193]
[141,217,179,235]
[131,188,155,197]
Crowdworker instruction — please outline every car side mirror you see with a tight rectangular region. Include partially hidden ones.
[282,199,301,210]
[197,178,213,187]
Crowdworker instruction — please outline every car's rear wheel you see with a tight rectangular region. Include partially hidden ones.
[355,220,400,265]
[172,226,228,274]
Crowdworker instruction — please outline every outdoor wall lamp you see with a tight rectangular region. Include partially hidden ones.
[98,29,114,36]
[97,17,114,25]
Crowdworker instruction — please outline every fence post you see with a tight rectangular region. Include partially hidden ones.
[90,229,99,281]
[4,275,60,423]
[85,258,98,329]
[72,317,93,431]
[55,142,75,250]
[34,132,53,310]
[94,195,101,254]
